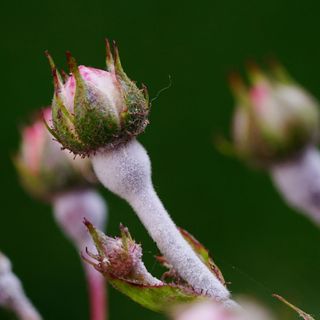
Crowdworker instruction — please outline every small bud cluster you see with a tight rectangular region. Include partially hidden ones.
[229,63,320,166]
[46,40,150,157]
[15,108,95,201]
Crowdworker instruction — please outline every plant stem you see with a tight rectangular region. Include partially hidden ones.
[13,293,42,320]
[53,189,108,320]
[91,139,238,308]
[84,264,107,320]
[271,146,320,225]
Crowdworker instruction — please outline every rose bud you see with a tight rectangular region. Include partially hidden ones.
[225,63,320,227]
[46,39,149,157]
[14,107,95,201]
[230,64,320,167]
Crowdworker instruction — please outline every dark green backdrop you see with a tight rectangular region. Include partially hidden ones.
[1,0,320,319]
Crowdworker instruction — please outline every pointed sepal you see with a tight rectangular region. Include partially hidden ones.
[83,221,205,313]
[46,40,151,156]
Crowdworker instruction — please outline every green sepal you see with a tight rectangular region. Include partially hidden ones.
[45,52,87,155]
[74,94,120,150]
[120,80,149,136]
[66,51,121,150]
[83,218,106,257]
[51,95,86,155]
[105,39,150,138]
[109,277,201,313]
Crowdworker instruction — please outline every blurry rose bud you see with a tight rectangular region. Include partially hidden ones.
[172,301,242,320]
[15,109,107,320]
[46,39,149,156]
[172,298,276,320]
[236,296,276,320]
[15,107,96,201]
[230,63,320,167]
[0,252,42,320]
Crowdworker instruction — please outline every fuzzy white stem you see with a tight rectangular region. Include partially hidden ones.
[133,259,163,286]
[53,189,108,320]
[91,139,235,307]
[271,146,320,225]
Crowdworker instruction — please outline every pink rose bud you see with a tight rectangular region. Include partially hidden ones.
[46,39,149,157]
[229,63,320,167]
[15,107,96,201]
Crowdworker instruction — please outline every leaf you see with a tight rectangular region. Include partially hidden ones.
[83,221,202,313]
[179,228,226,286]
[109,277,201,313]
[273,294,315,320]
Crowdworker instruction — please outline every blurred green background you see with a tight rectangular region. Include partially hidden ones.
[1,0,320,319]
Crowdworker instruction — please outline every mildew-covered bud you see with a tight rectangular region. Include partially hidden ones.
[230,63,320,167]
[46,39,150,156]
[14,108,95,201]
[83,220,152,281]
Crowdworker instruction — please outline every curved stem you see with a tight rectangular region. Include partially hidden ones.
[53,189,108,320]
[91,139,238,309]
[271,146,320,225]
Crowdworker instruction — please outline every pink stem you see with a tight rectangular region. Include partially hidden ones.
[85,264,107,320]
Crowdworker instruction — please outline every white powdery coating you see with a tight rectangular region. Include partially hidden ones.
[0,254,42,320]
[271,146,320,225]
[133,259,163,286]
[53,189,107,250]
[91,139,233,304]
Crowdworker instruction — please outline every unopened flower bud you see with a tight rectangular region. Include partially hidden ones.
[15,108,96,201]
[84,220,157,283]
[172,301,240,320]
[46,39,149,156]
[230,64,320,166]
